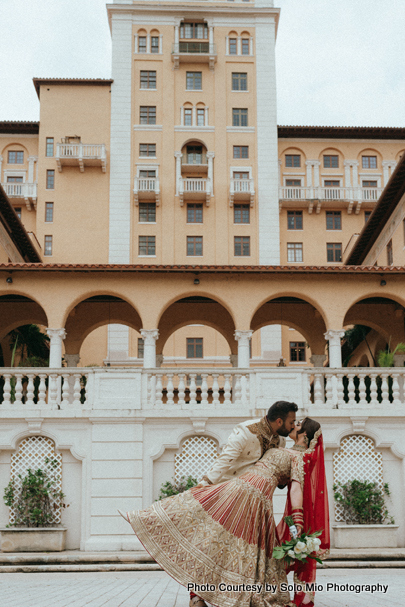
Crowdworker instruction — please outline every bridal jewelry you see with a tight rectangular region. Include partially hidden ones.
[291,444,307,452]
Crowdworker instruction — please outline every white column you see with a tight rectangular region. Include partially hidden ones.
[305,161,313,187]
[207,151,215,196]
[225,36,229,56]
[28,156,37,183]
[324,330,345,368]
[174,24,179,50]
[250,36,254,55]
[192,106,196,127]
[237,36,242,56]
[46,328,66,367]
[382,161,390,186]
[134,34,138,53]
[344,161,352,187]
[174,151,182,196]
[313,160,320,188]
[159,34,163,54]
[209,25,214,52]
[0,155,3,181]
[234,330,253,368]
[65,354,80,367]
[205,107,209,126]
[140,329,159,368]
[147,34,151,54]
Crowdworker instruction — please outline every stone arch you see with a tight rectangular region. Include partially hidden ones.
[0,294,48,358]
[251,295,328,356]
[343,295,405,347]
[357,147,383,166]
[318,146,344,166]
[282,146,307,165]
[63,294,143,357]
[1,142,30,157]
[157,294,237,355]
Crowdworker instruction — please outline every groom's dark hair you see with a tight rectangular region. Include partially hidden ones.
[267,400,298,422]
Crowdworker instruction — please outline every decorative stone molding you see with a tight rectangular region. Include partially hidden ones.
[64,354,80,368]
[26,418,44,434]
[351,416,368,433]
[191,418,208,434]
[310,354,326,367]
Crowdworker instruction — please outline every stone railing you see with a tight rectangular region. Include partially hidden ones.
[56,143,106,160]
[1,367,405,412]
[144,368,250,408]
[1,182,37,200]
[279,186,383,202]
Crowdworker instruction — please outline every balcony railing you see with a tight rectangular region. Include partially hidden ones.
[172,43,217,70]
[2,367,405,411]
[182,152,208,166]
[55,143,107,173]
[133,177,160,205]
[279,186,383,202]
[179,178,211,205]
[2,182,37,202]
[229,178,255,206]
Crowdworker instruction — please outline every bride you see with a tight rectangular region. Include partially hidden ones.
[119,418,329,607]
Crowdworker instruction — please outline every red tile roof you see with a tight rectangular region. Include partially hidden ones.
[278,125,405,140]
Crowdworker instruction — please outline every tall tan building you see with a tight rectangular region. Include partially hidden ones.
[1,0,404,368]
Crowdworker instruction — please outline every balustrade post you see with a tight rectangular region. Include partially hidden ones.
[392,372,401,406]
[61,373,71,408]
[37,374,47,407]
[380,372,390,406]
[212,373,220,406]
[336,372,345,407]
[347,372,356,407]
[2,373,12,406]
[358,372,367,406]
[189,374,197,406]
[313,372,324,405]
[234,373,242,405]
[224,374,231,406]
[166,373,174,406]
[369,371,378,405]
[178,373,186,407]
[200,373,209,407]
[14,372,23,406]
[26,373,35,407]
[155,374,163,407]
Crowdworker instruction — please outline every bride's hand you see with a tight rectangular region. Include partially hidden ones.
[302,594,312,605]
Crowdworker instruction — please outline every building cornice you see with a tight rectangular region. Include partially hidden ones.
[278,125,405,141]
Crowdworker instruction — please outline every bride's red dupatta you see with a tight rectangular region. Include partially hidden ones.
[276,431,330,607]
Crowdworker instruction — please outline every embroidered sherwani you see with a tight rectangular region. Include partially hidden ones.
[127,448,303,607]
[201,417,286,486]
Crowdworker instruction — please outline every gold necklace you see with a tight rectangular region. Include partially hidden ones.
[291,444,307,452]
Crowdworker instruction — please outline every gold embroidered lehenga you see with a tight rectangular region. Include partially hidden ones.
[127,448,303,607]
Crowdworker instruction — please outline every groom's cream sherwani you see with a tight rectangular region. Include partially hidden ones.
[201,416,286,485]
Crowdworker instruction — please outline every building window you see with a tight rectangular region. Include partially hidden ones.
[286,179,301,189]
[234,204,250,224]
[44,235,53,256]
[186,72,202,90]
[232,72,247,91]
[362,155,377,169]
[139,235,156,255]
[184,108,192,126]
[387,239,393,266]
[140,106,156,125]
[327,243,342,262]
[139,143,156,157]
[14,207,22,219]
[140,71,156,89]
[287,242,303,262]
[187,236,203,256]
[287,211,303,230]
[138,36,147,52]
[326,211,342,230]
[290,342,306,362]
[232,108,248,127]
[187,203,203,223]
[362,180,378,188]
[229,38,237,54]
[139,169,156,179]
[187,338,203,359]
[233,171,249,181]
[7,151,24,164]
[323,155,339,168]
[365,211,372,223]
[7,176,23,183]
[139,203,156,222]
[180,23,208,39]
[46,170,55,189]
[233,146,248,159]
[151,36,159,53]
[45,202,54,222]
[46,138,54,157]
[197,109,205,127]
[234,236,250,256]
[285,154,300,168]
[241,39,250,55]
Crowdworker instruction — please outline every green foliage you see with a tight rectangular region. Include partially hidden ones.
[157,475,198,500]
[333,479,394,525]
[377,341,405,368]
[3,458,67,528]
[9,324,50,365]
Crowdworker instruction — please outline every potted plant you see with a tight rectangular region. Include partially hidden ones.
[332,479,398,548]
[1,458,68,552]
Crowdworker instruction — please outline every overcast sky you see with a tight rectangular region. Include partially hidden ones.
[0,0,404,126]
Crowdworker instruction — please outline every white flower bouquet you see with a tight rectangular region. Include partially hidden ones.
[272,516,323,566]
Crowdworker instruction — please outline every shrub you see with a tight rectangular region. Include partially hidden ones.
[157,475,198,500]
[333,479,394,525]
[3,458,68,528]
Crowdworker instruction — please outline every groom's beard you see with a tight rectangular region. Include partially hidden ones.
[277,422,292,437]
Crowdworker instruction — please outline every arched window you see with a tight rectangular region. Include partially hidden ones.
[333,434,383,522]
[174,436,218,482]
[9,436,63,525]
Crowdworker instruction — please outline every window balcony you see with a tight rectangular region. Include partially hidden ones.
[1,182,37,209]
[55,143,107,173]
[279,186,383,214]
[172,43,217,70]
[179,178,211,206]
[133,177,160,205]
[229,178,255,207]
[181,152,208,174]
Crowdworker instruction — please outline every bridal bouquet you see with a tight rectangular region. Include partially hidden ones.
[272,516,323,566]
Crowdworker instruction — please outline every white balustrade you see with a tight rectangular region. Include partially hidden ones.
[279,186,382,203]
[56,143,106,160]
[134,177,158,192]
[1,182,37,199]
[230,178,254,194]
[181,178,210,193]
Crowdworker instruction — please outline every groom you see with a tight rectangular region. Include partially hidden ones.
[198,400,298,487]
